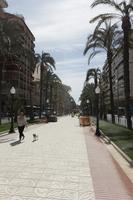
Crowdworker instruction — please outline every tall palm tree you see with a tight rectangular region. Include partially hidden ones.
[91,0,133,128]
[84,20,121,123]
[36,52,55,118]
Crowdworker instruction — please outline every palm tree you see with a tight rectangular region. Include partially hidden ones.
[79,83,95,116]
[0,18,25,124]
[84,20,121,123]
[49,73,61,111]
[85,68,101,116]
[91,0,133,128]
[36,52,55,118]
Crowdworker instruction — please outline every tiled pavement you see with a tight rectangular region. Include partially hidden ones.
[0,116,132,200]
[0,117,95,200]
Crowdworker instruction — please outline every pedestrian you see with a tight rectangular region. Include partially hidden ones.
[17,111,27,141]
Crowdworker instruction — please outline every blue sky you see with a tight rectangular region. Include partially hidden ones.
[6,0,108,103]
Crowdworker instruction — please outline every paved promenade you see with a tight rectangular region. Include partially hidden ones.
[0,116,132,200]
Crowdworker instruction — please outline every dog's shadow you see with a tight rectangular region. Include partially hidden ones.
[32,138,39,142]
[32,134,39,142]
[32,139,38,142]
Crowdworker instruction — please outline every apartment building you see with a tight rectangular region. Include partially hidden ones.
[102,48,133,114]
[0,11,35,113]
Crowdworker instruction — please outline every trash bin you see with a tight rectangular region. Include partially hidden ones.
[79,116,91,126]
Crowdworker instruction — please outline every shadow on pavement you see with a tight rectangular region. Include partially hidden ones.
[10,140,21,146]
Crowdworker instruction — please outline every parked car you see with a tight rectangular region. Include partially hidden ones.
[48,114,57,122]
[42,109,57,122]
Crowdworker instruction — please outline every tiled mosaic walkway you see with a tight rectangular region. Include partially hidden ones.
[0,116,95,200]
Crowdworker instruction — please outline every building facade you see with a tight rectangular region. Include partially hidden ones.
[0,11,35,113]
[102,48,133,115]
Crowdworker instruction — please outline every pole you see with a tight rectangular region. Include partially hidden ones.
[9,94,15,133]
[95,93,101,136]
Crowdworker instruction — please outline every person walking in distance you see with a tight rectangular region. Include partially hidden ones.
[17,111,27,141]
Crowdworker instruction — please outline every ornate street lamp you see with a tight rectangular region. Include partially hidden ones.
[95,86,101,136]
[9,86,16,133]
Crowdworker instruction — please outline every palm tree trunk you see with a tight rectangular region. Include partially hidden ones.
[102,91,107,120]
[94,76,98,88]
[123,22,132,129]
[107,51,115,123]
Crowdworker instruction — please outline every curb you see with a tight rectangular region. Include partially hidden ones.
[100,130,133,167]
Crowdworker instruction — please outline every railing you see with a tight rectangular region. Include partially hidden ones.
[107,114,133,128]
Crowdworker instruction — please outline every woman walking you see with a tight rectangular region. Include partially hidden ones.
[17,111,27,141]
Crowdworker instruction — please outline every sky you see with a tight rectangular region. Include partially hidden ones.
[6,0,109,103]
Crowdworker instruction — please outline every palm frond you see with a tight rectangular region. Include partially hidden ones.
[91,0,123,13]
[88,50,101,65]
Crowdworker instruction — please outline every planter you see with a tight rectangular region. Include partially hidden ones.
[79,116,91,126]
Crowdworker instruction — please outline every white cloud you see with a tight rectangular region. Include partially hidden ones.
[61,72,86,103]
[7,0,114,102]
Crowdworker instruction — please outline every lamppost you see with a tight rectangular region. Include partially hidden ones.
[95,86,101,136]
[9,86,16,133]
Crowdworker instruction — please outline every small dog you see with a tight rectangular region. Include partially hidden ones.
[33,134,39,142]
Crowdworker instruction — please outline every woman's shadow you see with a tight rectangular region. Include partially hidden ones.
[10,140,22,146]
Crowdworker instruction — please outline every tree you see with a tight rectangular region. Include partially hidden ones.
[49,73,61,110]
[84,20,121,123]
[35,52,55,118]
[79,83,95,115]
[91,0,133,128]
[55,83,72,115]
